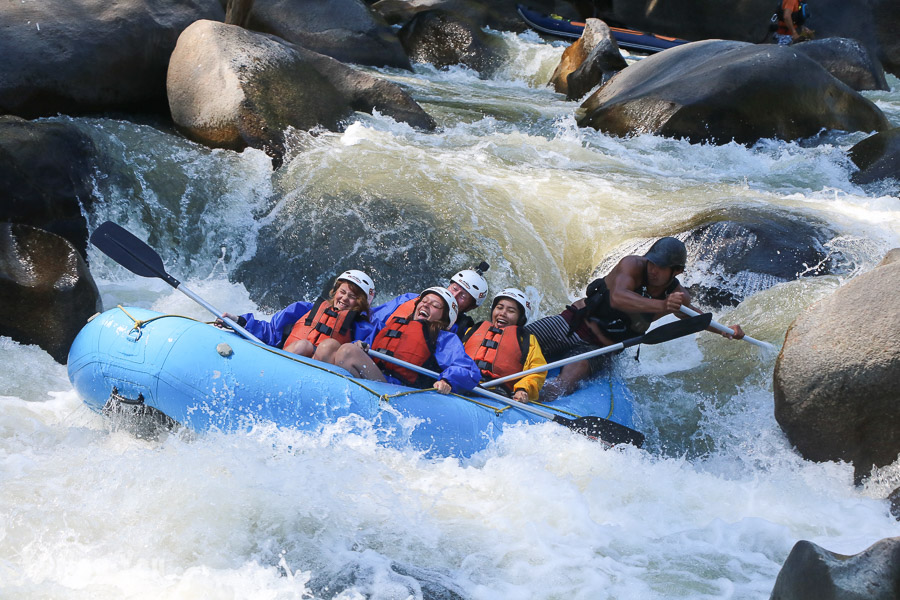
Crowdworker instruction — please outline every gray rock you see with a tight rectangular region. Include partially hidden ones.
[0,117,98,258]
[849,127,900,186]
[794,37,889,91]
[0,0,224,118]
[773,250,900,483]
[549,19,627,100]
[0,223,102,364]
[238,0,412,70]
[577,40,890,145]
[770,538,900,600]
[166,20,434,162]
[397,9,505,76]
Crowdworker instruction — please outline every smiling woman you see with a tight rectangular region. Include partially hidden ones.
[219,269,377,362]
[332,286,481,394]
[462,287,548,403]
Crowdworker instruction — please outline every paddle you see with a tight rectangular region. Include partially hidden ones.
[481,312,713,389]
[365,348,646,447]
[89,221,263,344]
[678,306,774,350]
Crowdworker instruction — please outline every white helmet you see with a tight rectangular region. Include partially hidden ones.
[337,270,376,305]
[450,269,489,307]
[492,288,532,325]
[420,286,458,329]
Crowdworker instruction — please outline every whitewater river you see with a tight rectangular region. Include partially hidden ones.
[2,31,900,599]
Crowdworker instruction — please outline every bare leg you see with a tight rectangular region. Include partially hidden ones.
[540,360,591,402]
[334,343,387,382]
[312,338,341,363]
[284,339,315,357]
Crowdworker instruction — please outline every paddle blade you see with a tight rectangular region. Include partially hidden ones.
[555,415,645,447]
[90,222,179,287]
[641,312,712,345]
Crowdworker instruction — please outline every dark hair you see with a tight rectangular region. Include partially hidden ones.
[406,292,450,336]
[491,297,526,327]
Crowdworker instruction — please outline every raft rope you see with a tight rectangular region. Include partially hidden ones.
[115,307,516,416]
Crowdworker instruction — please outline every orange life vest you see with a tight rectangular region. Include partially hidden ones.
[371,315,440,387]
[281,299,359,349]
[462,321,530,393]
[386,298,418,323]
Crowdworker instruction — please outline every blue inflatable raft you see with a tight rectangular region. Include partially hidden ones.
[517,4,690,53]
[67,306,639,457]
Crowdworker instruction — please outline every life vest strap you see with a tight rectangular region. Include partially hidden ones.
[481,339,499,349]
[314,322,334,335]
[385,330,402,338]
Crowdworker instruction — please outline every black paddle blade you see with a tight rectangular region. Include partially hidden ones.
[641,312,713,345]
[90,222,179,287]
[555,415,645,447]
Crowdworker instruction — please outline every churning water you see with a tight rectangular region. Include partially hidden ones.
[2,30,899,599]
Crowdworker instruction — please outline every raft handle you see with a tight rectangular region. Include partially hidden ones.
[108,386,145,406]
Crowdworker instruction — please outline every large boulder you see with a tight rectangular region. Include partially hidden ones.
[770,538,900,600]
[586,0,900,78]
[0,0,224,118]
[0,117,98,258]
[237,0,412,70]
[0,223,102,363]
[794,37,889,91]
[397,9,506,76]
[773,250,900,483]
[549,19,627,100]
[681,210,843,307]
[577,40,890,146]
[167,20,434,162]
[848,127,900,186]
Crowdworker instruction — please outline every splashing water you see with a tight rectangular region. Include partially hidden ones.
[2,31,900,599]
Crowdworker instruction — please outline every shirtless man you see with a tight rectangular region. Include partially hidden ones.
[525,237,745,400]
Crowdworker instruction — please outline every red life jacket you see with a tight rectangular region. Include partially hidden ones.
[281,299,359,349]
[462,321,530,393]
[371,315,440,387]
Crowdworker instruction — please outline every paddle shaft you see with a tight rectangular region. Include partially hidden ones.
[365,348,564,421]
[177,284,263,345]
[678,306,772,349]
[481,312,713,389]
[480,340,625,388]
[90,222,263,344]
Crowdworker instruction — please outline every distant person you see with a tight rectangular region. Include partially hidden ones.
[334,287,481,394]
[462,288,547,403]
[220,270,376,363]
[772,0,813,45]
[525,237,745,400]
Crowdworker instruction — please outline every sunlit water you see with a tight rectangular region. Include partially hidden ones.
[2,30,900,599]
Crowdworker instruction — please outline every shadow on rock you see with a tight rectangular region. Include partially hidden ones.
[0,223,102,363]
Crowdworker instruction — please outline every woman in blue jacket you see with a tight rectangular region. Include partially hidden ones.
[333,287,480,394]
[221,270,377,362]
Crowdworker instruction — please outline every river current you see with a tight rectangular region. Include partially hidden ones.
[2,31,900,599]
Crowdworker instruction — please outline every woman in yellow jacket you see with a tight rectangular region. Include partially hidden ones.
[461,288,547,403]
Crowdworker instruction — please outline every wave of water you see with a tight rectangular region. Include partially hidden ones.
[2,30,900,599]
